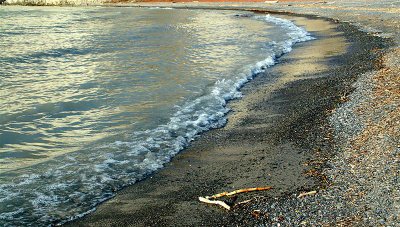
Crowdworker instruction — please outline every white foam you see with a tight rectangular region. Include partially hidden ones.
[31,193,60,210]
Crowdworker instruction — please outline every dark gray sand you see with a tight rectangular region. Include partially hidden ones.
[69,13,388,226]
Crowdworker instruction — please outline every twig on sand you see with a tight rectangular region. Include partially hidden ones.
[198,196,231,210]
[297,190,317,198]
[199,186,273,210]
[235,199,253,206]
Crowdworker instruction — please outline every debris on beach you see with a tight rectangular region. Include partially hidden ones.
[198,197,232,210]
[251,209,262,218]
[199,187,273,210]
[297,190,317,198]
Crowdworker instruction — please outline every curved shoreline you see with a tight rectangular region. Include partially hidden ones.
[0,0,400,225]
[2,1,397,225]
[68,8,395,226]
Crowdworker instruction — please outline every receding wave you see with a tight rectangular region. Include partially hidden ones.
[0,14,314,226]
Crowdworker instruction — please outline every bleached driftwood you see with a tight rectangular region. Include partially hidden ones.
[199,186,273,210]
[198,196,231,210]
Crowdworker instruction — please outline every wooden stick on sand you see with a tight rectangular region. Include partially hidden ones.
[297,190,317,198]
[199,186,272,210]
[198,196,231,210]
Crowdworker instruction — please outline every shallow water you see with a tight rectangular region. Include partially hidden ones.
[0,6,313,225]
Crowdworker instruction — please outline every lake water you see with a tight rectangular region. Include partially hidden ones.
[0,6,313,226]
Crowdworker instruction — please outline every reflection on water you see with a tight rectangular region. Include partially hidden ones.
[0,8,281,171]
[1,7,108,170]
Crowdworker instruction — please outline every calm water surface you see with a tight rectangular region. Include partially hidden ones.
[0,6,313,225]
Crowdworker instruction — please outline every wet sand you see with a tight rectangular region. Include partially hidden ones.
[70,12,387,226]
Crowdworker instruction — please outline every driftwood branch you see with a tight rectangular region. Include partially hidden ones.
[199,186,272,210]
[198,196,231,210]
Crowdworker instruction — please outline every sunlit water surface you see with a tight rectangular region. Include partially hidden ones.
[0,6,313,225]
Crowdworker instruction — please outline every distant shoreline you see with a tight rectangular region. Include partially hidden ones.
[0,0,321,6]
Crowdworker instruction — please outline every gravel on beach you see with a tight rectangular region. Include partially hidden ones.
[212,22,399,226]
[255,1,400,225]
[233,53,399,226]
[224,1,400,225]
